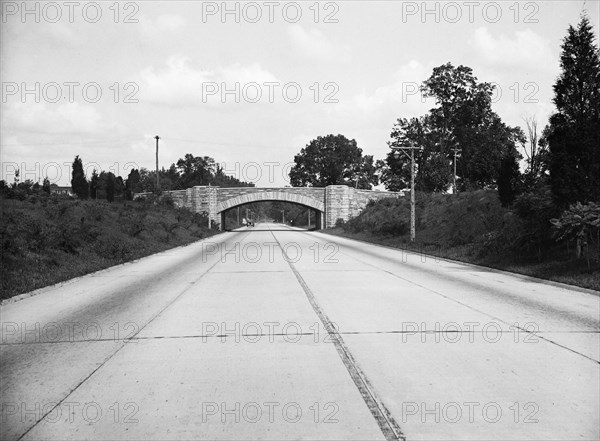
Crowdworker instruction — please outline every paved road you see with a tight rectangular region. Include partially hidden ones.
[1,224,598,440]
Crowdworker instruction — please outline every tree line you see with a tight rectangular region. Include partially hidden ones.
[68,153,255,202]
[289,16,599,211]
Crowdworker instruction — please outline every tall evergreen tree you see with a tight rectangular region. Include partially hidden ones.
[125,169,141,200]
[548,15,600,206]
[71,155,89,199]
[89,169,99,199]
[42,177,51,194]
[106,172,116,202]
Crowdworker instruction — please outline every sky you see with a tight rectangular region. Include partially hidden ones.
[1,0,599,187]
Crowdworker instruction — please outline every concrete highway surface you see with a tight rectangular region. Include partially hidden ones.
[1,223,598,440]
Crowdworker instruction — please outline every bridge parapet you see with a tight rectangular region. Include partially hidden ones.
[217,187,326,202]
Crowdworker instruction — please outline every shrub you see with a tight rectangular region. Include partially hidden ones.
[344,197,409,236]
[0,196,219,299]
[551,202,600,263]
[160,194,175,208]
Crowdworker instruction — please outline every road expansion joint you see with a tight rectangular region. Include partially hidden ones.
[268,229,406,441]
[265,231,600,365]
[13,245,228,441]
[336,250,600,365]
[3,329,597,347]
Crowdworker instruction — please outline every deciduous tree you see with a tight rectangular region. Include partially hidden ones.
[289,134,378,189]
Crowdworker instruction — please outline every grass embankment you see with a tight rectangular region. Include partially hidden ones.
[0,196,219,300]
[324,190,599,291]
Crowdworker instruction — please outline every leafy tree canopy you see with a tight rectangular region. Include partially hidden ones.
[289,134,378,189]
[379,64,524,193]
[136,154,254,193]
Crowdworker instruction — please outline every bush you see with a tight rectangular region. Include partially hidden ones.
[341,190,509,246]
[344,197,410,236]
[512,186,559,253]
[160,194,175,208]
[0,196,219,299]
[551,202,600,263]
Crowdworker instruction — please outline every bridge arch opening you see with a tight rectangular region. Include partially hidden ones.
[217,192,324,231]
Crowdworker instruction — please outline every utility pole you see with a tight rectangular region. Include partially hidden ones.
[410,147,415,241]
[154,135,160,193]
[451,148,461,194]
[390,139,421,242]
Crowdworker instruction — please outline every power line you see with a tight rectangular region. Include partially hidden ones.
[165,137,294,150]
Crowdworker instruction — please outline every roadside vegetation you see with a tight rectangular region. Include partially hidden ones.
[326,191,599,291]
[1,150,255,300]
[0,188,219,300]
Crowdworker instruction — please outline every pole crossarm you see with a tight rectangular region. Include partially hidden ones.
[390,145,420,161]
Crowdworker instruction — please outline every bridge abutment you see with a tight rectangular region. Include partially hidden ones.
[324,185,352,228]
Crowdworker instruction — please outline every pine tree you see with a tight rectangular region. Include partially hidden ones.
[42,177,51,194]
[71,156,89,199]
[548,15,600,206]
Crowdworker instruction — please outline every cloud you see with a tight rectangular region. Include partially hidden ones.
[138,56,279,106]
[1,103,133,184]
[3,101,105,135]
[220,62,279,84]
[156,14,186,31]
[45,22,76,41]
[139,14,186,35]
[333,60,433,121]
[288,25,351,63]
[468,27,556,71]
[130,138,154,153]
[139,56,213,105]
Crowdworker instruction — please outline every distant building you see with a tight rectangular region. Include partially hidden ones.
[50,186,74,197]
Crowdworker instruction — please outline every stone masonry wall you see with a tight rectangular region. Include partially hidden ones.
[352,189,403,217]
[135,185,401,229]
[324,185,352,228]
[325,186,403,228]
[217,187,325,202]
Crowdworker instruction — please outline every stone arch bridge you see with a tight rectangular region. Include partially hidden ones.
[147,185,402,230]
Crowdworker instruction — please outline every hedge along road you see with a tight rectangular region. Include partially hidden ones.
[0,223,598,440]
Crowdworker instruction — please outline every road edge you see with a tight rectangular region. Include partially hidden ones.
[0,233,227,306]
[316,230,600,297]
